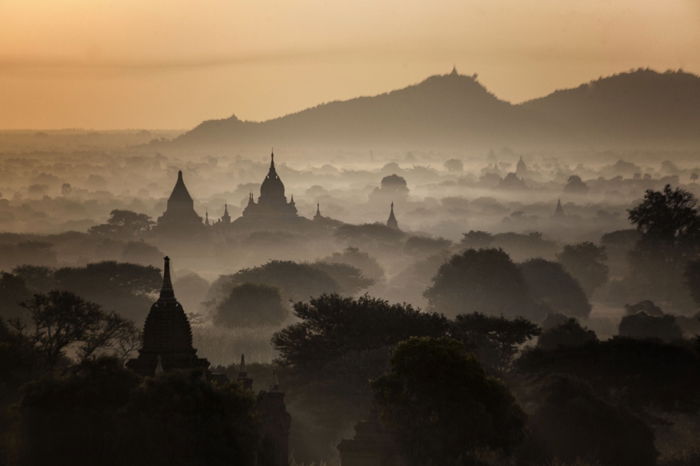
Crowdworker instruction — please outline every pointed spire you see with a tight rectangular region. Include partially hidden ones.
[554,199,565,217]
[237,353,253,390]
[167,169,194,204]
[316,203,321,215]
[269,150,276,174]
[387,202,399,230]
[224,203,229,215]
[450,65,458,76]
[160,256,175,300]
[205,211,210,225]
[290,194,295,205]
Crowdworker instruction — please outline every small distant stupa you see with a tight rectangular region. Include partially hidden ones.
[386,202,399,230]
[553,199,566,218]
[221,203,231,224]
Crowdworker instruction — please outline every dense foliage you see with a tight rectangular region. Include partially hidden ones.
[373,337,525,465]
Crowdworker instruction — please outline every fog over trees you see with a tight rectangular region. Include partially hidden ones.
[4,70,700,466]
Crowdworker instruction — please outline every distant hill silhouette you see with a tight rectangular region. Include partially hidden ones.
[172,68,700,149]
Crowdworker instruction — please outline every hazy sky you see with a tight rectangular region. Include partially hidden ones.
[1,0,698,129]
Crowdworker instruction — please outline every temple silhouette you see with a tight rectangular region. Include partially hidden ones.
[156,170,205,234]
[155,151,396,237]
[126,256,209,375]
[242,152,298,218]
[127,256,291,466]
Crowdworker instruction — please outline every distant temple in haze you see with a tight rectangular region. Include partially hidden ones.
[153,150,404,237]
[386,202,399,230]
[242,152,298,218]
[156,170,204,234]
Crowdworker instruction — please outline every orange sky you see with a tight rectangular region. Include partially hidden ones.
[1,0,698,129]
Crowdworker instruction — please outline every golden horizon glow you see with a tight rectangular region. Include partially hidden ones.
[1,0,698,129]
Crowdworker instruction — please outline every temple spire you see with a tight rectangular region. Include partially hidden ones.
[160,256,175,300]
[237,353,253,390]
[387,202,399,230]
[269,150,276,174]
[554,198,565,218]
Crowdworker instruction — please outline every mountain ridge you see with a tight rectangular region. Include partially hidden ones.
[173,68,700,149]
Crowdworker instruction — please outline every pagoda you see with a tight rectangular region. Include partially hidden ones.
[127,256,209,376]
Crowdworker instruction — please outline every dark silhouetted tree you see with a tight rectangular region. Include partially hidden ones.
[17,357,140,466]
[537,318,598,351]
[0,272,33,321]
[214,283,288,329]
[450,312,540,375]
[624,299,664,317]
[618,312,682,343]
[272,295,448,462]
[425,248,547,320]
[322,247,385,282]
[557,242,609,296]
[627,185,700,310]
[53,261,161,322]
[16,358,258,466]
[310,262,373,296]
[517,338,700,413]
[17,291,138,368]
[460,230,494,250]
[684,259,700,307]
[89,209,154,239]
[563,174,589,194]
[520,259,591,318]
[12,265,55,293]
[273,294,447,370]
[211,261,339,305]
[523,375,657,466]
[119,371,258,466]
[373,337,525,465]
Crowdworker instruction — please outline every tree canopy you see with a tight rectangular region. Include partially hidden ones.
[214,283,288,329]
[519,258,591,318]
[273,294,448,370]
[372,337,525,465]
[450,312,540,375]
[210,261,340,305]
[425,248,547,320]
[557,242,609,296]
[88,209,154,240]
[523,375,657,466]
[15,291,138,368]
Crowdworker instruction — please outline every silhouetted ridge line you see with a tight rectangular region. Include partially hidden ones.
[172,68,700,148]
